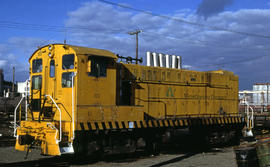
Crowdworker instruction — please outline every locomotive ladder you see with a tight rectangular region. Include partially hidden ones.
[44,95,62,143]
[13,96,25,137]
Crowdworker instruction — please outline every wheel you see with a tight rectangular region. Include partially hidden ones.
[146,141,160,156]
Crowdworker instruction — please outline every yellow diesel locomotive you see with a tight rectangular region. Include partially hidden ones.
[14,44,244,156]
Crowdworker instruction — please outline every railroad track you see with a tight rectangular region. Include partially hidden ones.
[0,137,15,147]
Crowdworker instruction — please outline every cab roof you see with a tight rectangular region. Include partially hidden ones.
[29,43,118,61]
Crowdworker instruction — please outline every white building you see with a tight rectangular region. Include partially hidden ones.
[17,81,29,97]
[239,83,270,105]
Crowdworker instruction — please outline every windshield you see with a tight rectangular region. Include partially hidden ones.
[32,59,42,73]
[62,54,74,70]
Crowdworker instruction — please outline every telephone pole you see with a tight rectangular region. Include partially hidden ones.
[128,30,142,64]
[12,67,15,92]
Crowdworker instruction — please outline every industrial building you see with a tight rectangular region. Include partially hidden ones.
[239,83,270,112]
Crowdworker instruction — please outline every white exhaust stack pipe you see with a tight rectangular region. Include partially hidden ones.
[159,53,164,67]
[172,55,176,69]
[153,52,158,67]
[146,51,151,66]
[177,56,182,69]
[165,54,170,68]
[146,52,182,69]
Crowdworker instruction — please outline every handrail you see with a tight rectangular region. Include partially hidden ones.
[25,79,30,120]
[47,123,60,144]
[71,72,77,140]
[240,98,254,130]
[248,106,254,129]
[14,96,25,137]
[45,95,62,143]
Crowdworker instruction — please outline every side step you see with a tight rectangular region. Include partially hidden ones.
[60,143,74,154]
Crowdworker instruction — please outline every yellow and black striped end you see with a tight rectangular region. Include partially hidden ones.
[77,117,244,131]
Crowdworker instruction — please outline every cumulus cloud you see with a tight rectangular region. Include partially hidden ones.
[197,0,234,19]
[64,1,270,89]
[1,1,269,89]
[50,0,264,88]
[0,37,45,82]
[8,37,47,54]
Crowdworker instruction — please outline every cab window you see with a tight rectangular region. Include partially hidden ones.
[88,57,108,77]
[62,54,74,70]
[32,75,42,89]
[32,59,42,73]
[62,72,74,87]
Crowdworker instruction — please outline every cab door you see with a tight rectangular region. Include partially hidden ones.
[58,53,75,121]
[30,58,43,120]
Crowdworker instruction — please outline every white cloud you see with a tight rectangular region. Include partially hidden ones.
[8,37,47,53]
[7,53,16,61]
[0,60,7,68]
[0,37,44,81]
[182,65,192,69]
[64,1,270,89]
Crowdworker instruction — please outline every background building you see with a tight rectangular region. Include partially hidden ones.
[0,69,4,96]
[239,83,270,112]
[253,83,270,106]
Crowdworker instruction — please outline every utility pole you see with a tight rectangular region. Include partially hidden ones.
[128,30,142,64]
[12,67,15,92]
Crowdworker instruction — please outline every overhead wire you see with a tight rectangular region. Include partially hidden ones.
[141,30,267,51]
[1,20,259,52]
[0,20,268,55]
[98,0,270,40]
[0,18,268,52]
[0,2,269,67]
[0,21,126,34]
[1,20,267,67]
[139,30,270,67]
[196,54,270,67]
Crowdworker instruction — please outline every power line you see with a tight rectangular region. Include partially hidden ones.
[141,30,267,51]
[0,21,126,33]
[98,0,270,40]
[196,54,270,67]
[140,31,270,67]
[0,20,268,52]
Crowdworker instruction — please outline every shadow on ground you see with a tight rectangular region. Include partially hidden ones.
[0,132,235,167]
[0,145,228,167]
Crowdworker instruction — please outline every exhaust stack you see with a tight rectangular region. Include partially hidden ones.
[146,52,182,69]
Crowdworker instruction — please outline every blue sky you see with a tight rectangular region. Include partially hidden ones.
[1,0,270,90]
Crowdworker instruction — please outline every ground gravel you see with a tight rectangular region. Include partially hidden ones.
[0,146,238,167]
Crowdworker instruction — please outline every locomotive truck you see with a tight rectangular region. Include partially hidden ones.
[14,44,244,156]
